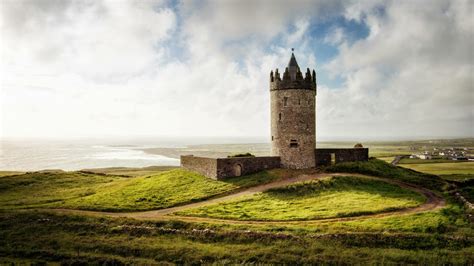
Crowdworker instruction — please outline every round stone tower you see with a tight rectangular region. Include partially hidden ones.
[270,52,317,169]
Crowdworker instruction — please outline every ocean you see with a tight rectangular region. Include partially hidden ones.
[0,137,268,171]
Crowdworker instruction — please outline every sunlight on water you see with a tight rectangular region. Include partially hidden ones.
[0,137,267,171]
[0,140,181,171]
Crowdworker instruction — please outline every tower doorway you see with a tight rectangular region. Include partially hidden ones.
[330,153,336,165]
[233,164,242,177]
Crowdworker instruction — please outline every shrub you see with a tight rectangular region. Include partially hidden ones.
[228,153,255,158]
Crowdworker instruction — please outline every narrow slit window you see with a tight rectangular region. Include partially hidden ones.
[279,113,282,121]
[298,98,301,105]
[290,139,298,148]
[283,97,288,106]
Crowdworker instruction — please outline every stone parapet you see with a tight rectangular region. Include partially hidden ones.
[315,148,369,166]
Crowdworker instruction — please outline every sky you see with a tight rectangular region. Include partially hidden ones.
[0,0,473,141]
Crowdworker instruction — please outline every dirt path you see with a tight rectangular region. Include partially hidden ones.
[49,173,445,224]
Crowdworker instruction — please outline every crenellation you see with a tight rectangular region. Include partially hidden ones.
[305,68,311,81]
[275,68,280,81]
[283,67,290,81]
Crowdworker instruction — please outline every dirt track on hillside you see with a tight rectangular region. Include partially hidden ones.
[48,173,445,225]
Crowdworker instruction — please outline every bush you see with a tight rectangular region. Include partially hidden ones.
[228,153,255,158]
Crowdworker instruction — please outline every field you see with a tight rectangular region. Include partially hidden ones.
[177,176,426,220]
[1,139,473,264]
[398,162,474,175]
[398,158,463,164]
[141,138,474,159]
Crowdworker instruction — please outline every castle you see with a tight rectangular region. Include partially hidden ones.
[181,51,368,179]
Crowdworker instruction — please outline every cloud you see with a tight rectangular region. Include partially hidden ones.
[0,0,472,140]
[323,27,345,45]
[319,0,474,139]
[1,0,176,80]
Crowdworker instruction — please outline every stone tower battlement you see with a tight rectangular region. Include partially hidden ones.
[270,52,317,169]
[270,54,317,91]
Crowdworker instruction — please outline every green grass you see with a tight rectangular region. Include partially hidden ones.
[190,204,471,236]
[377,156,395,163]
[0,171,126,210]
[326,159,448,191]
[439,174,474,182]
[0,211,472,265]
[399,162,474,175]
[459,186,474,202]
[177,176,426,221]
[314,207,464,233]
[0,168,285,212]
[79,165,178,177]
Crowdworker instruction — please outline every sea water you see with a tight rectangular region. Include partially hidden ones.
[0,137,266,171]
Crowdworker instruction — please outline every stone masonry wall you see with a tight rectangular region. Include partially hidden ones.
[216,156,281,179]
[315,148,369,166]
[181,155,281,180]
[271,89,316,169]
[180,155,218,179]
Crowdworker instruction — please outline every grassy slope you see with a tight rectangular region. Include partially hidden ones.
[80,166,178,177]
[0,211,472,265]
[0,169,285,212]
[177,176,426,221]
[438,174,474,182]
[326,159,448,191]
[377,156,395,163]
[0,157,472,263]
[0,171,126,210]
[0,171,25,177]
[63,169,284,211]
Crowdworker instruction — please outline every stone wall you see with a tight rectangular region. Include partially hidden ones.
[216,156,281,179]
[180,155,218,179]
[181,155,280,180]
[270,88,316,169]
[315,148,369,166]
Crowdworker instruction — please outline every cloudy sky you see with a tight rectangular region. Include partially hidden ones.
[1,0,472,141]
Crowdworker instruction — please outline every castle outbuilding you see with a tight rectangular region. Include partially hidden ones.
[181,51,368,179]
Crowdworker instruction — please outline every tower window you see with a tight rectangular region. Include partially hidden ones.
[283,97,288,106]
[271,136,274,141]
[298,98,301,105]
[279,113,282,121]
[290,139,298,148]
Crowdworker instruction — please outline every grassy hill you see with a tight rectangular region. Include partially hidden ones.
[0,159,472,264]
[1,209,472,265]
[177,175,426,221]
[0,168,287,211]
[326,159,448,191]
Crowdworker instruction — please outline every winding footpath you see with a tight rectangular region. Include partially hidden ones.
[48,172,446,225]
